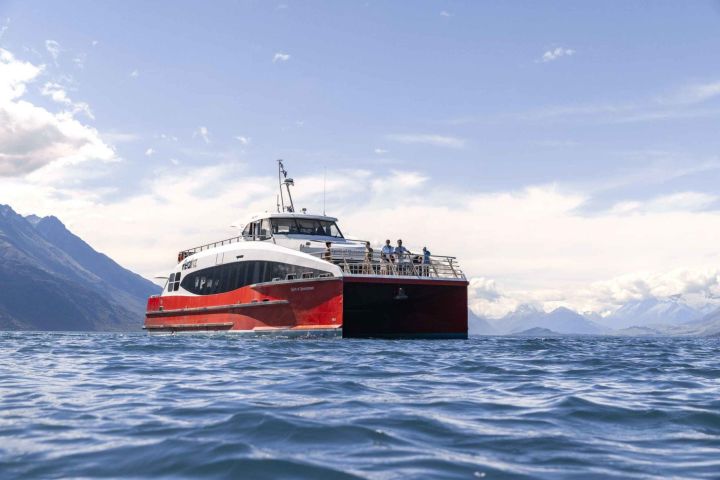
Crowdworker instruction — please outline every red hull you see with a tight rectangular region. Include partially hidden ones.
[145,276,467,339]
[145,277,343,335]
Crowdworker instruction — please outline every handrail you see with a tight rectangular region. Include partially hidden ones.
[309,250,466,280]
[176,236,464,281]
[177,235,245,261]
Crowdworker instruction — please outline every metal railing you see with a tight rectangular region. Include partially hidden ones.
[178,235,244,261]
[177,237,465,281]
[311,250,466,280]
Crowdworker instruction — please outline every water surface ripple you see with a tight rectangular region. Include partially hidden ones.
[1,333,719,479]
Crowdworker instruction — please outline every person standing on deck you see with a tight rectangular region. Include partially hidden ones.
[422,246,431,276]
[395,239,411,274]
[381,239,394,262]
[363,241,374,274]
[380,239,394,274]
[323,241,332,262]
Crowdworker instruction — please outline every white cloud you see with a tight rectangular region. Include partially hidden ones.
[386,133,465,148]
[41,81,94,118]
[468,266,720,319]
[0,48,115,177]
[234,135,251,145]
[440,10,452,17]
[73,53,86,69]
[540,47,575,63]
[370,170,428,194]
[45,40,61,63]
[0,18,9,41]
[157,133,178,142]
[102,132,139,144]
[91,40,99,47]
[663,81,720,105]
[193,126,210,143]
[609,192,717,215]
[145,148,155,156]
[0,48,42,101]
[374,148,388,154]
[130,69,139,78]
[273,52,290,63]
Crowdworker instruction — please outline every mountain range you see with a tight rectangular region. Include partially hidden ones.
[2,202,718,336]
[470,297,720,337]
[0,204,159,331]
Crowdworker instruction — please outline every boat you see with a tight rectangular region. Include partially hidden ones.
[144,161,468,338]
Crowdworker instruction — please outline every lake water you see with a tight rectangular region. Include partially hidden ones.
[1,333,719,479]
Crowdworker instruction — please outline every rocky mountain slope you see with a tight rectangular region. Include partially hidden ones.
[0,205,159,331]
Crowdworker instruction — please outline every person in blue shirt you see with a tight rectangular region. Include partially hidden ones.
[381,239,394,262]
[422,247,431,276]
[394,239,410,257]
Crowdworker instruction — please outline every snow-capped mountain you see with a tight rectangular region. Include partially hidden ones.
[492,305,606,335]
[601,297,703,329]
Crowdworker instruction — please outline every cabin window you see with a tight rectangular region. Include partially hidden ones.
[259,219,271,238]
[180,261,333,295]
[323,221,343,238]
[270,217,344,238]
[296,219,318,235]
[271,218,299,234]
[167,272,182,291]
[242,224,252,238]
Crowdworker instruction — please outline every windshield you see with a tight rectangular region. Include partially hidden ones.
[271,218,344,238]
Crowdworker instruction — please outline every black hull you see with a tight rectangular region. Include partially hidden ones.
[341,277,468,339]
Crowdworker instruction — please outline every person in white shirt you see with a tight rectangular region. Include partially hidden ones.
[380,239,394,274]
[395,239,412,274]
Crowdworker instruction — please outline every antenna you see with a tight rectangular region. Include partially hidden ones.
[277,159,285,212]
[323,167,327,215]
[277,159,295,213]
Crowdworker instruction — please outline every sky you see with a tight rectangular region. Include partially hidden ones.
[1,1,720,317]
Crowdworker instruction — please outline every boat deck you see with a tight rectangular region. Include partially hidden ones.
[312,251,466,280]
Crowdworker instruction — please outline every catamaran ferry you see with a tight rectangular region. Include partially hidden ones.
[144,161,468,338]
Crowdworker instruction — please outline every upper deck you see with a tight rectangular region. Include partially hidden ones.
[174,160,465,282]
[176,233,465,281]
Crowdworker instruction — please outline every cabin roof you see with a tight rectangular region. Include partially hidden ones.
[247,212,339,223]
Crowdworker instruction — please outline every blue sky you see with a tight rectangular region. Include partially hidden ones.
[1,1,720,316]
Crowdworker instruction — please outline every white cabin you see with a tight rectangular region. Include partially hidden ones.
[239,212,365,259]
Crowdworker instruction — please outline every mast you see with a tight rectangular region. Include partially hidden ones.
[277,159,295,213]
